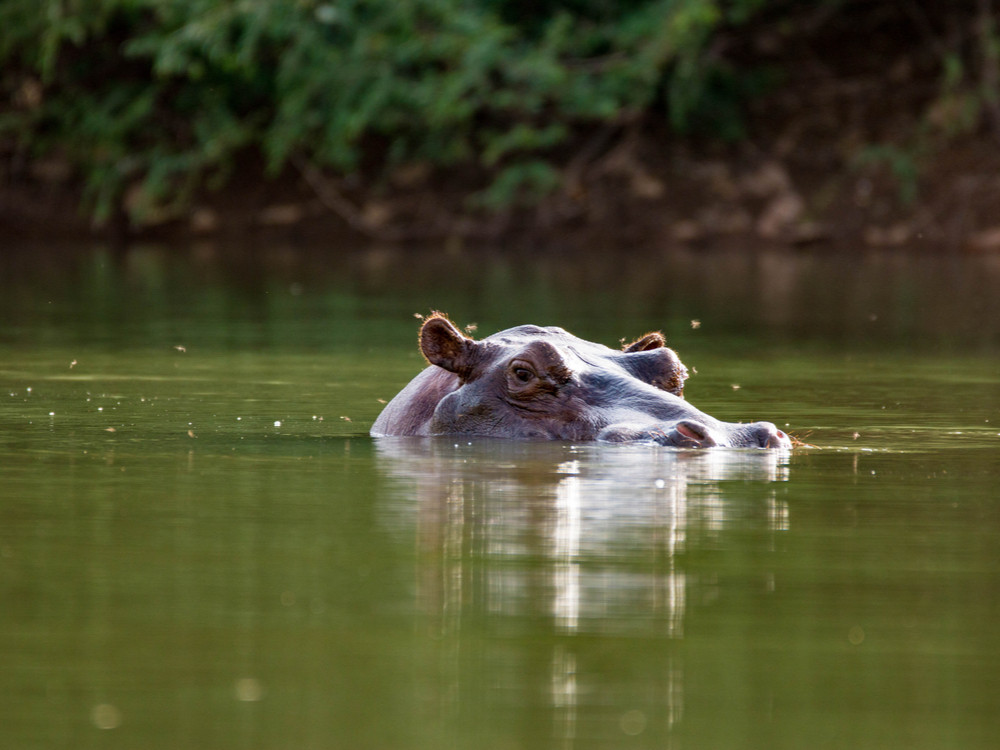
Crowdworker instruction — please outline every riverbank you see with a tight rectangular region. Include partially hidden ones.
[3,2,999,254]
[5,124,998,254]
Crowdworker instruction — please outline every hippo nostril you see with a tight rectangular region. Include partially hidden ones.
[676,422,707,442]
[671,420,717,447]
[752,422,790,449]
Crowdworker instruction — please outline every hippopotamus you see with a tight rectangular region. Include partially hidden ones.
[371,314,791,449]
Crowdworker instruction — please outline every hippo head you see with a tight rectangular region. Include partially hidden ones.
[386,314,789,449]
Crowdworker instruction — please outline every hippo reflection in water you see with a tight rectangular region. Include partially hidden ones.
[371,313,791,449]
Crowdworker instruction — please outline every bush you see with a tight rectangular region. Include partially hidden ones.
[0,0,769,225]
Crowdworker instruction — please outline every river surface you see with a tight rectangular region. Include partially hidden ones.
[2,243,999,749]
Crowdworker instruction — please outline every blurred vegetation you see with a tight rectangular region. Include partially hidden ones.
[0,0,773,224]
[0,0,997,229]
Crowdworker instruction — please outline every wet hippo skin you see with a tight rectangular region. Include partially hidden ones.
[372,313,790,449]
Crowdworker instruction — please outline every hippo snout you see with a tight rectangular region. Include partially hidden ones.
[599,420,790,449]
[748,421,791,449]
[658,420,790,449]
[671,420,790,449]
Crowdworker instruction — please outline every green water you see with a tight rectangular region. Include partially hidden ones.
[2,244,999,749]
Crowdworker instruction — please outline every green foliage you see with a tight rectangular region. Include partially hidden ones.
[929,41,999,141]
[853,145,920,207]
[0,0,772,224]
[472,160,562,210]
[851,5,1000,210]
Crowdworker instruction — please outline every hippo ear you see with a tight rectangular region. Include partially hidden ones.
[659,355,688,397]
[420,314,478,377]
[622,332,666,353]
[620,345,689,397]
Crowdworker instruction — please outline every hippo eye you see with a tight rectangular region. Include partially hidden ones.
[509,360,538,384]
[513,367,535,383]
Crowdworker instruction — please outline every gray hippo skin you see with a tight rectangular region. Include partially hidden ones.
[371,313,791,449]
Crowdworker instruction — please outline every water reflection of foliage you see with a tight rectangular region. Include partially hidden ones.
[5,246,998,357]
